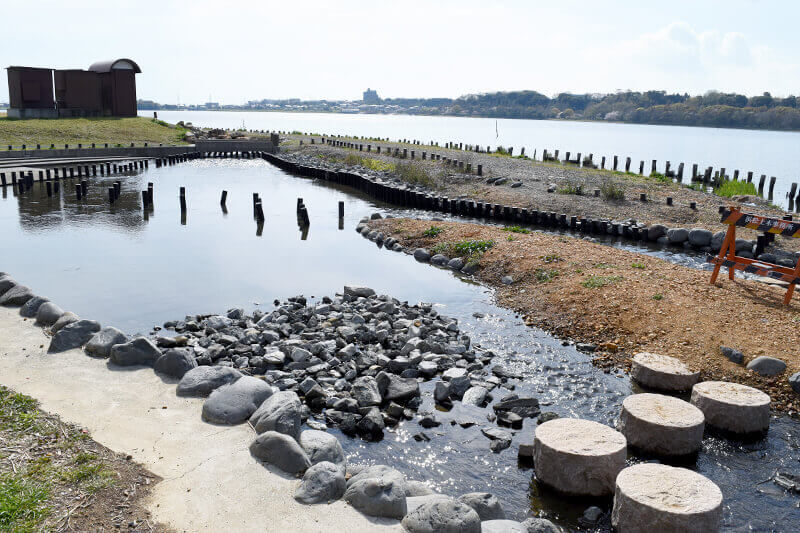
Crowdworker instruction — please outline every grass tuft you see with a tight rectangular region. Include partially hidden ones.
[423,226,443,237]
[0,475,51,532]
[714,180,757,197]
[581,275,623,289]
[501,225,531,234]
[600,181,625,201]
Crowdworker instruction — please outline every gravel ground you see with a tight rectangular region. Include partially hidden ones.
[284,133,800,252]
[367,217,800,413]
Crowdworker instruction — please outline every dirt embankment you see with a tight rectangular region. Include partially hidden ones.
[367,217,800,412]
[285,136,796,251]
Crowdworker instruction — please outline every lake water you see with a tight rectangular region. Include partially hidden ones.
[2,158,798,530]
[144,110,800,209]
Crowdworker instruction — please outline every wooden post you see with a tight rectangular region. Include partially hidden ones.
[758,174,766,196]
[666,197,673,206]
[477,164,483,176]
[601,156,605,169]
[768,176,776,199]
[338,201,344,218]
[747,171,753,183]
[651,160,657,174]
[179,187,187,212]
[639,161,644,175]
[625,157,631,172]
[677,163,684,182]
[733,170,739,181]
[76,184,82,201]
[613,155,618,171]
[46,181,52,197]
[692,164,698,180]
[220,190,227,206]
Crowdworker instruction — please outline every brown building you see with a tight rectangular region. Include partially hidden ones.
[7,58,140,119]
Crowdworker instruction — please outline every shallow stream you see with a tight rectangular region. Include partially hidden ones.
[1,159,797,530]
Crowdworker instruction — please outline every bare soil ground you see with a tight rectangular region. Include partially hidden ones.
[0,385,167,532]
[368,217,800,412]
[286,135,799,252]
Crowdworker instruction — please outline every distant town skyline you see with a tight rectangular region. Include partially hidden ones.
[2,0,800,105]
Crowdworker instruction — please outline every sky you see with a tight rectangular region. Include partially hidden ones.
[1,0,798,105]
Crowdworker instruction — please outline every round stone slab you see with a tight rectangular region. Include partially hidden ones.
[611,463,722,532]
[533,418,627,496]
[690,381,770,434]
[619,393,704,456]
[631,352,699,391]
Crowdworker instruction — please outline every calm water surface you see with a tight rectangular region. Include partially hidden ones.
[1,159,798,530]
[145,109,800,209]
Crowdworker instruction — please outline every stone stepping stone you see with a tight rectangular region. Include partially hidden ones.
[533,418,626,496]
[611,463,722,532]
[690,381,770,435]
[631,352,699,391]
[619,393,704,456]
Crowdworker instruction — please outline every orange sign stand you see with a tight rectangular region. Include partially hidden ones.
[709,207,800,305]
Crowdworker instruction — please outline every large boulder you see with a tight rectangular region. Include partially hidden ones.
[0,285,35,306]
[35,302,64,326]
[85,327,128,358]
[376,372,420,403]
[521,518,561,533]
[461,386,489,407]
[0,276,16,297]
[351,376,382,407]
[48,320,101,353]
[666,228,689,244]
[414,248,432,262]
[299,430,346,470]
[202,376,273,424]
[343,285,375,299]
[109,337,161,366]
[457,492,505,520]
[19,296,49,318]
[154,348,197,378]
[401,498,481,533]
[176,366,242,397]
[646,224,667,241]
[294,461,346,504]
[249,431,311,475]
[481,520,528,533]
[344,469,407,519]
[249,390,302,438]
[51,312,79,333]
[746,356,786,377]
[688,228,713,247]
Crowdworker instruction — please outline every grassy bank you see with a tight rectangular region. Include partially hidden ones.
[0,386,163,531]
[0,117,188,149]
[367,217,800,412]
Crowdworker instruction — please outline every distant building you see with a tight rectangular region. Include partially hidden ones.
[6,58,141,119]
[204,102,220,109]
[363,88,380,104]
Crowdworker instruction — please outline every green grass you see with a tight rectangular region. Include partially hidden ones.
[534,269,559,282]
[600,181,625,201]
[652,293,664,300]
[501,225,531,234]
[557,182,583,195]
[715,180,758,197]
[648,171,672,183]
[0,117,188,148]
[541,253,561,263]
[423,225,443,237]
[581,275,623,289]
[452,239,494,256]
[395,162,434,187]
[0,475,51,532]
[631,262,646,269]
[0,387,41,433]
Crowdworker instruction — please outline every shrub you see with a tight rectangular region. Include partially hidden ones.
[540,253,561,263]
[631,262,646,269]
[715,180,757,197]
[600,181,625,201]
[495,146,509,155]
[652,293,663,300]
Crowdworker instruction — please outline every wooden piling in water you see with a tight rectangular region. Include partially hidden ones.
[221,190,228,206]
[338,201,344,218]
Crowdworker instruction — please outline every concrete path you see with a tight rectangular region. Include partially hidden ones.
[0,307,402,533]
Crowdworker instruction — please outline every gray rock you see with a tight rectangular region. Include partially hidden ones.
[580,506,603,526]
[85,327,128,358]
[789,372,800,394]
[0,285,34,306]
[461,386,489,406]
[0,276,16,297]
[746,356,786,376]
[448,375,472,400]
[294,461,346,504]
[35,301,64,326]
[493,397,540,418]
[202,376,273,424]
[666,228,689,244]
[299,429,346,469]
[647,224,667,241]
[401,499,481,533]
[154,348,197,378]
[406,480,435,497]
[521,518,561,533]
[344,470,407,519]
[720,346,744,364]
[109,337,161,366]
[51,312,80,333]
[501,276,514,285]
[48,320,101,353]
[414,248,432,262]
[19,296,49,318]
[461,263,479,275]
[406,494,451,514]
[377,372,420,403]
[351,376,382,407]
[343,285,376,299]
[688,228,713,247]
[346,465,405,491]
[434,381,450,403]
[249,431,311,475]
[431,254,449,266]
[250,390,302,438]
[458,492,505,520]
[448,258,465,271]
[176,366,242,397]
[481,520,528,533]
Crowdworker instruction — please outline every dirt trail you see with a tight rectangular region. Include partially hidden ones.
[0,307,401,533]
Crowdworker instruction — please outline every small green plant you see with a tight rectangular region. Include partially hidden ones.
[541,253,561,263]
[502,225,531,234]
[600,181,625,201]
[495,146,509,155]
[652,293,663,300]
[714,180,757,198]
[423,226,443,237]
[648,171,671,183]
[453,239,494,256]
[432,242,451,255]
[631,262,646,269]
[557,182,583,195]
[394,162,433,187]
[581,275,623,289]
[534,269,559,282]
[594,262,615,269]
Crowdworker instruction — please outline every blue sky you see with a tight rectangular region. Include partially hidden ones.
[1,0,797,104]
